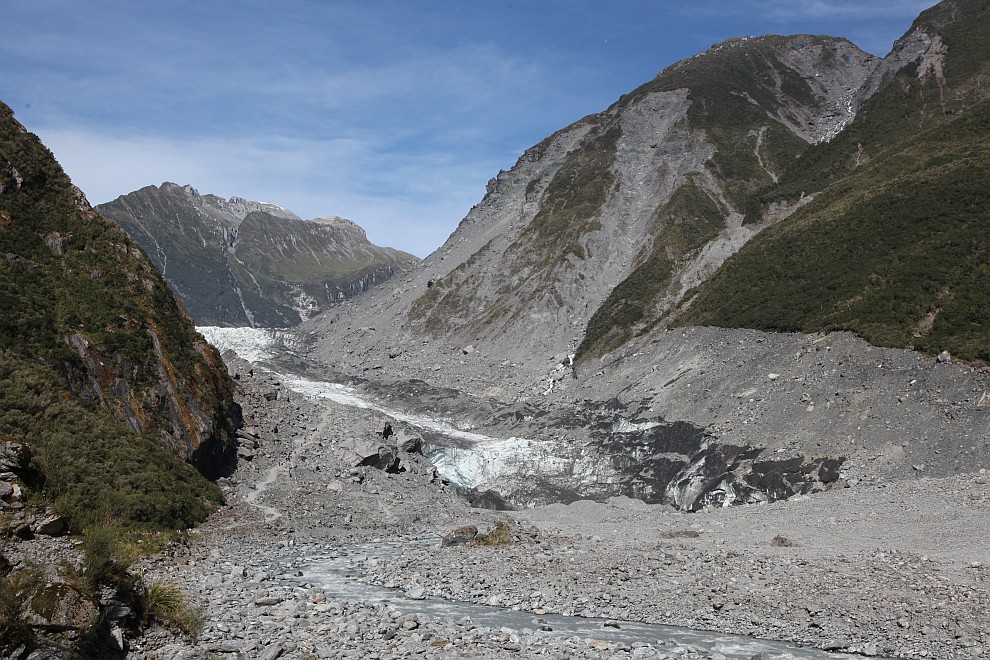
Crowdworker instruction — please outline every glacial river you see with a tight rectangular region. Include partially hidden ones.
[201,327,881,660]
[293,540,871,660]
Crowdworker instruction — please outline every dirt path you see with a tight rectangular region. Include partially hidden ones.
[242,464,283,520]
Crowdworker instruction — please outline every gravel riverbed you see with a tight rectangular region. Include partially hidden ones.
[125,361,989,660]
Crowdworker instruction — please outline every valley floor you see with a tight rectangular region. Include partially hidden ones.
[126,363,990,660]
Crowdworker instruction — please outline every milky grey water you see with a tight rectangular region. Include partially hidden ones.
[292,540,876,660]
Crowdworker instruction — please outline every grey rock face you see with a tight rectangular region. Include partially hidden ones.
[97,183,419,327]
[304,34,893,378]
[0,439,32,473]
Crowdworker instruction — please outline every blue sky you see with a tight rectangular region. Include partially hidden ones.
[2,1,938,257]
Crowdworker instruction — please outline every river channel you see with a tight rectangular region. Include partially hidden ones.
[201,327,885,660]
[289,540,871,660]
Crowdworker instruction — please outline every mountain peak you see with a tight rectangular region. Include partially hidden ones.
[97,185,419,326]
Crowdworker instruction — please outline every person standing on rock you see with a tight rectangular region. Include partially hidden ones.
[382,421,394,441]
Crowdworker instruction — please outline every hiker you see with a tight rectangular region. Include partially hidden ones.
[382,422,393,441]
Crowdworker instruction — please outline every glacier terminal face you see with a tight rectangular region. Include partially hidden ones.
[197,326,298,363]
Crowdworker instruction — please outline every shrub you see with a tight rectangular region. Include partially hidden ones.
[80,526,134,592]
[0,564,43,650]
[474,521,513,547]
[140,578,203,640]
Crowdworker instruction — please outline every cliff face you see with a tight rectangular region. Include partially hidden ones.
[0,102,236,529]
[97,183,419,327]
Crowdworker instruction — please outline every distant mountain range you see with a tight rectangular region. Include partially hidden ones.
[97,183,419,327]
[320,0,989,370]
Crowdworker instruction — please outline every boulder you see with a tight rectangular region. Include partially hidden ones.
[0,439,32,473]
[223,353,254,379]
[404,585,427,600]
[23,581,98,632]
[339,437,401,472]
[34,511,68,537]
[339,438,385,468]
[397,433,423,454]
[440,525,478,547]
[770,534,799,547]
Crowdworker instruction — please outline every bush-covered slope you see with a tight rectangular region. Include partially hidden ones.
[675,0,990,362]
[0,102,235,530]
[572,34,877,361]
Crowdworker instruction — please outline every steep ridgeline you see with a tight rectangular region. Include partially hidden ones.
[374,34,886,367]
[309,0,989,379]
[97,183,419,327]
[674,0,990,363]
[0,103,236,531]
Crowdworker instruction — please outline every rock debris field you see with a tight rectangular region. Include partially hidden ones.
[121,354,990,660]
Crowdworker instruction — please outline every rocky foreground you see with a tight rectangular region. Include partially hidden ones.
[116,363,989,660]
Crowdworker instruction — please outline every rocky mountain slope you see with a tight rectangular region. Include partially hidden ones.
[0,102,236,531]
[300,0,990,509]
[674,0,990,362]
[306,0,988,368]
[97,183,419,327]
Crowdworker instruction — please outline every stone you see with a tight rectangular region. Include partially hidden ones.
[0,440,32,473]
[339,437,388,469]
[261,645,285,660]
[404,585,427,600]
[108,623,126,652]
[23,582,98,632]
[441,525,478,547]
[936,350,952,364]
[770,534,798,547]
[34,512,68,537]
[398,433,423,454]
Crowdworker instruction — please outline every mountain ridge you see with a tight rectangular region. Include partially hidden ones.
[97,183,419,327]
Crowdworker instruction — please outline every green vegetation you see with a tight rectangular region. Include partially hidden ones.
[408,240,496,333]
[623,36,815,215]
[677,99,990,361]
[511,120,621,262]
[578,177,726,359]
[0,100,234,532]
[474,521,513,546]
[411,117,626,334]
[0,563,43,649]
[580,6,990,364]
[98,188,419,327]
[141,579,204,641]
[0,353,223,531]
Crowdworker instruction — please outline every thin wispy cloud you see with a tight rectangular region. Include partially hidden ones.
[1,0,941,256]
[752,0,936,20]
